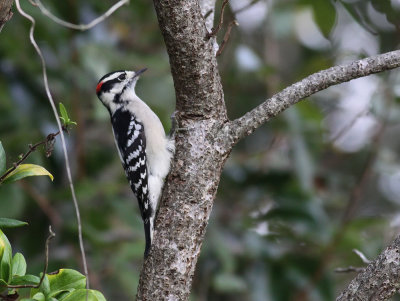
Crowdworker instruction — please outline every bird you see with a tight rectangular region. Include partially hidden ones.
[96,69,174,257]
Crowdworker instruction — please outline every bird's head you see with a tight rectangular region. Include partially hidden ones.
[96,68,147,111]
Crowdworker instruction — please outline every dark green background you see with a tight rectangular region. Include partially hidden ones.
[1,0,400,300]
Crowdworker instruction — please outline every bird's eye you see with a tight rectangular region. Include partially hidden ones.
[118,74,126,81]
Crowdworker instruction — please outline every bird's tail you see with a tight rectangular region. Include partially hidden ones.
[144,219,152,258]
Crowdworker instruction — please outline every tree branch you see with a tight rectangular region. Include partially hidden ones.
[206,0,229,39]
[222,50,400,149]
[0,130,61,183]
[336,235,400,300]
[334,266,365,273]
[216,19,238,57]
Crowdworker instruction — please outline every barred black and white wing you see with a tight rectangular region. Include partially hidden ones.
[111,108,152,256]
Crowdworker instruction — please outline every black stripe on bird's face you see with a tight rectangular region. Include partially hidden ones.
[96,69,147,111]
[96,71,127,95]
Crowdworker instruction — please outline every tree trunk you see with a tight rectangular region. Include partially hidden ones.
[136,1,229,300]
[0,0,13,32]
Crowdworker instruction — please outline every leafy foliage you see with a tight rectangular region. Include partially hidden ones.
[0,218,28,229]
[302,0,337,38]
[0,229,105,300]
[0,104,104,300]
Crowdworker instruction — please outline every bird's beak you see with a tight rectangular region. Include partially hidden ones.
[134,68,147,78]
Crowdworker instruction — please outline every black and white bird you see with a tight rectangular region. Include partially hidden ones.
[96,69,174,257]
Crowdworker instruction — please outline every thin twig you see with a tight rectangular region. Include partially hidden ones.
[37,226,56,287]
[19,181,62,227]
[15,0,89,290]
[340,86,393,223]
[334,250,370,273]
[203,9,213,20]
[334,266,365,273]
[330,108,369,143]
[216,20,238,56]
[341,122,386,223]
[28,0,37,6]
[206,0,229,38]
[33,0,130,31]
[5,226,55,289]
[353,249,372,264]
[0,131,61,183]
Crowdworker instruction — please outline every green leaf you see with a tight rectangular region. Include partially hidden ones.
[31,292,46,301]
[31,274,50,297]
[59,103,69,123]
[2,164,54,184]
[0,250,11,284]
[53,291,70,300]
[0,141,5,174]
[311,1,337,38]
[60,289,107,301]
[58,103,77,127]
[0,218,28,229]
[10,275,40,286]
[339,0,377,34]
[47,269,86,298]
[0,230,12,283]
[48,269,86,291]
[264,207,317,224]
[11,253,27,277]
[371,0,400,26]
[0,279,8,293]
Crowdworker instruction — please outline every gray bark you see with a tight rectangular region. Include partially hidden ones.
[222,50,400,148]
[136,1,400,300]
[136,1,227,300]
[336,235,400,300]
[0,0,13,32]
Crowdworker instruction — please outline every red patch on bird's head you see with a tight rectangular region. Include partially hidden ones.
[96,81,103,94]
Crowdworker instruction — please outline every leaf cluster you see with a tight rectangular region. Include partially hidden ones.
[0,225,105,300]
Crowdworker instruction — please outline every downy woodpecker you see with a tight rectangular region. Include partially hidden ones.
[96,69,174,257]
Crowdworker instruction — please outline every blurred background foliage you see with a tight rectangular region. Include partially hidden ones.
[1,0,400,300]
